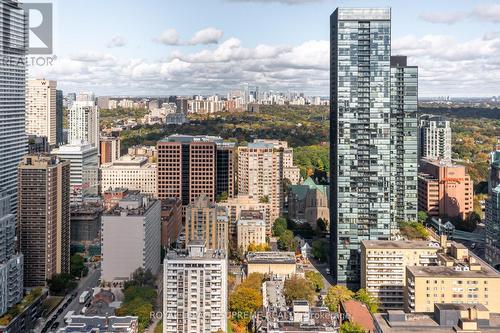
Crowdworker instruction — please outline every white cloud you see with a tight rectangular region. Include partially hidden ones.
[156,27,224,46]
[107,35,126,48]
[30,31,500,97]
[473,4,500,23]
[419,12,467,25]
[155,28,181,45]
[188,27,223,45]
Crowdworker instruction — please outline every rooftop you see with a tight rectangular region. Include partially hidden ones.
[239,210,264,221]
[165,243,226,261]
[159,134,235,147]
[362,240,442,250]
[103,193,156,217]
[101,155,154,168]
[247,251,296,264]
[407,263,500,278]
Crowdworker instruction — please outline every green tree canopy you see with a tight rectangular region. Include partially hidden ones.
[283,275,316,305]
[340,321,366,333]
[354,288,378,313]
[305,271,324,293]
[324,285,354,312]
[311,239,329,262]
[272,217,288,237]
[278,230,296,251]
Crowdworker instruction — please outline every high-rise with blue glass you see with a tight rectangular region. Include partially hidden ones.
[330,8,418,286]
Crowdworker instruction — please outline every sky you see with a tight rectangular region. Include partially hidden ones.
[28,0,500,97]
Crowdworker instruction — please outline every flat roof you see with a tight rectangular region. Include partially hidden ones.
[247,251,296,264]
[407,263,500,278]
[435,303,489,311]
[362,240,441,250]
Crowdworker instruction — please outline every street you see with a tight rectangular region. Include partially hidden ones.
[37,263,101,333]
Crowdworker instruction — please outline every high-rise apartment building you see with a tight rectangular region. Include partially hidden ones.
[26,79,57,146]
[485,147,500,267]
[52,141,99,204]
[0,1,28,212]
[101,193,161,282]
[0,191,23,316]
[69,100,99,148]
[100,136,121,164]
[163,241,227,333]
[237,140,299,225]
[330,8,393,285]
[185,195,228,250]
[488,146,500,194]
[100,155,157,196]
[56,89,64,145]
[157,135,235,205]
[418,158,473,220]
[418,115,452,161]
[18,155,71,287]
[390,56,418,226]
[219,194,272,239]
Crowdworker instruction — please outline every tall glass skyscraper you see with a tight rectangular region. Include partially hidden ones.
[330,8,392,285]
[390,56,418,228]
[0,0,28,211]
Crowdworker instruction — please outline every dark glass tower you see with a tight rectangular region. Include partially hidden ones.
[330,8,392,286]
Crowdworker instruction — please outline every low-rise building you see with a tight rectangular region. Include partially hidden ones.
[101,155,157,196]
[127,145,157,163]
[103,188,129,210]
[361,240,441,310]
[246,251,296,278]
[237,210,266,251]
[163,241,227,333]
[101,193,161,282]
[405,242,500,313]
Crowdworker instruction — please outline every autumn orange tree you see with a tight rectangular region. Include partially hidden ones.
[229,273,264,331]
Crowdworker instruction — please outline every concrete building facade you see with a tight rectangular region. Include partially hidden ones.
[69,101,99,148]
[361,240,440,310]
[163,242,227,333]
[52,141,99,204]
[418,159,473,220]
[185,196,228,251]
[100,136,121,164]
[418,115,452,161]
[101,155,157,196]
[237,210,267,251]
[26,79,57,145]
[18,155,71,287]
[157,135,235,206]
[101,194,161,282]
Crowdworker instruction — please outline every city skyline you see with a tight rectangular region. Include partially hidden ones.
[29,0,500,97]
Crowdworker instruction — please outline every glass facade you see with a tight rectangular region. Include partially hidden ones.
[390,57,418,228]
[330,8,418,286]
[0,1,27,212]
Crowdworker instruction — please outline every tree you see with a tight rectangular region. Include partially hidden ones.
[124,267,155,289]
[305,271,324,293]
[259,195,269,203]
[216,191,228,202]
[354,289,378,313]
[340,321,366,333]
[317,218,327,232]
[283,275,316,305]
[229,273,264,327]
[272,217,288,237]
[247,243,271,252]
[47,273,77,295]
[311,239,329,262]
[417,211,428,224]
[70,254,88,278]
[278,230,296,251]
[324,285,354,312]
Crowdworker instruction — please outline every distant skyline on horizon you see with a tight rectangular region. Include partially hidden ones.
[30,0,500,97]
